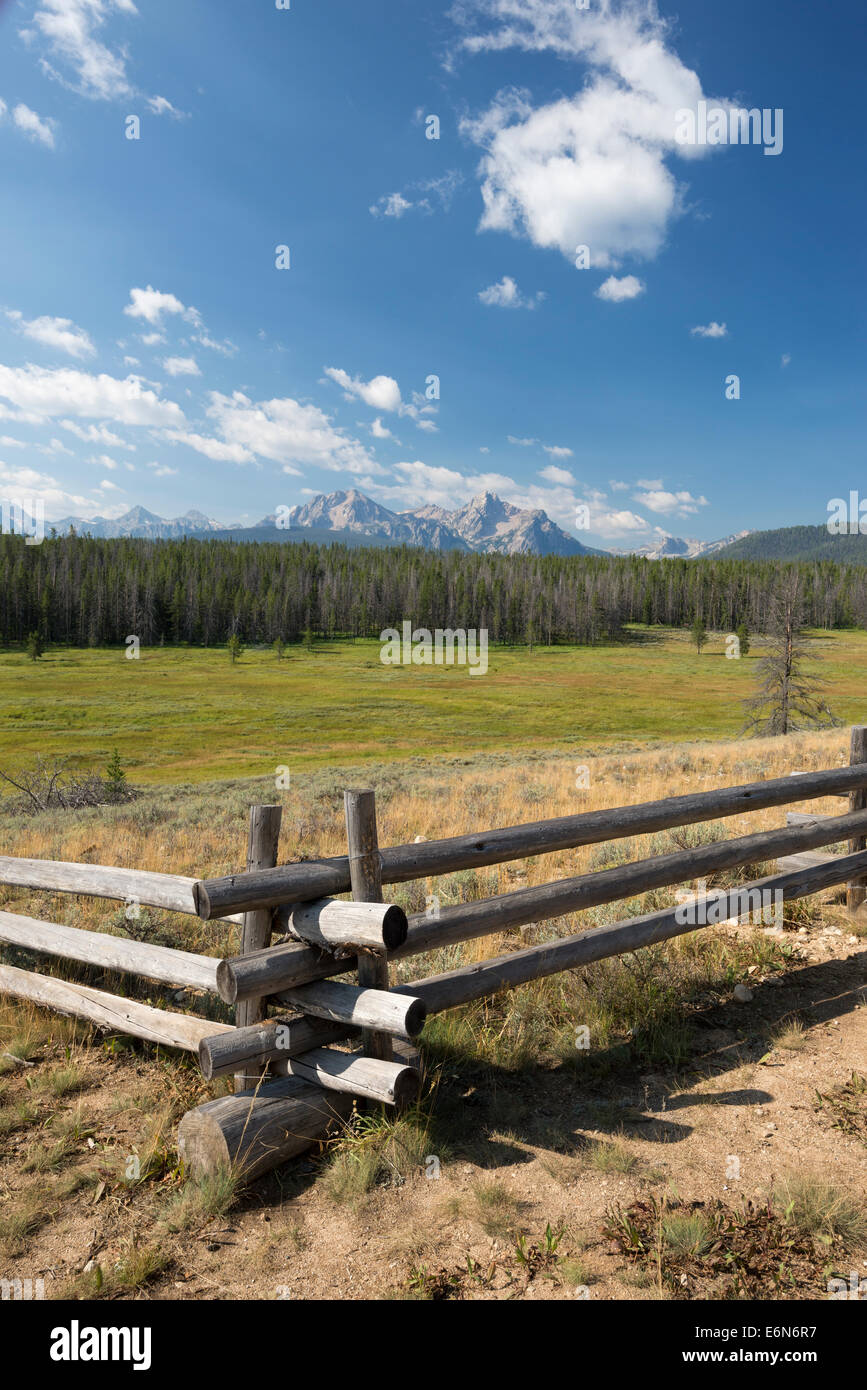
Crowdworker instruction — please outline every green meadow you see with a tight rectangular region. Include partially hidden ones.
[1,626,865,785]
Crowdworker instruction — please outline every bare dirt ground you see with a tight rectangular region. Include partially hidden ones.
[2,913,865,1302]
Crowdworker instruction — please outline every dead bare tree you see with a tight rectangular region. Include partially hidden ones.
[742,571,840,737]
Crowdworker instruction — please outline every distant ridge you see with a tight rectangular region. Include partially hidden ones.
[701,524,867,564]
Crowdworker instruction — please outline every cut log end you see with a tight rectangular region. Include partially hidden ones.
[382,903,409,951]
[215,958,238,1005]
[404,996,427,1038]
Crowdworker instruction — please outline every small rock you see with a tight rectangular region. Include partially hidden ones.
[733,984,753,1003]
[82,1259,98,1274]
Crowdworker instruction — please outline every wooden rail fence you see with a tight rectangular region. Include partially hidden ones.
[0,728,865,1182]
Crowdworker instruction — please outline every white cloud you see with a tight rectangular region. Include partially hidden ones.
[542,444,573,458]
[596,274,645,302]
[324,366,402,413]
[0,461,96,519]
[591,509,651,537]
[0,435,24,447]
[12,104,57,148]
[540,464,575,486]
[97,478,122,491]
[21,0,137,102]
[781,353,791,368]
[124,285,199,328]
[89,453,118,470]
[370,172,463,219]
[637,477,663,489]
[456,0,727,270]
[60,419,133,448]
[167,390,382,477]
[0,100,6,120]
[163,430,252,464]
[478,275,544,309]
[0,363,185,427]
[369,417,394,440]
[139,331,165,346]
[691,321,727,338]
[370,192,413,219]
[147,95,187,118]
[146,460,177,476]
[5,310,95,358]
[193,332,237,356]
[162,355,201,377]
[508,435,537,446]
[123,355,139,366]
[634,487,708,516]
[609,479,629,491]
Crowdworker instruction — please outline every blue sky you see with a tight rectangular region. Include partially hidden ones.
[0,0,863,548]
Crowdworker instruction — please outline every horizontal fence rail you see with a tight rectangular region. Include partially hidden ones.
[3,734,867,1184]
[0,911,220,993]
[0,856,242,921]
[0,962,232,1051]
[213,807,867,1001]
[192,763,867,919]
[395,847,867,1015]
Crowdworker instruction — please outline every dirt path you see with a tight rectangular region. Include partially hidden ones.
[2,920,865,1302]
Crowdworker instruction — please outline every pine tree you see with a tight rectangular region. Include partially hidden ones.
[227,632,243,663]
[691,616,708,654]
[735,622,750,657]
[105,748,128,802]
[25,631,43,660]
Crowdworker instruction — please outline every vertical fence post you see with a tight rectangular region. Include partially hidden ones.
[344,789,392,1064]
[234,804,282,1092]
[847,726,867,914]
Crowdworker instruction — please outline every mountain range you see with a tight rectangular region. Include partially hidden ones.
[54,491,867,564]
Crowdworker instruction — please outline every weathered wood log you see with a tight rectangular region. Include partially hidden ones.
[785,812,833,827]
[0,911,219,992]
[777,852,835,873]
[216,939,335,1003]
[192,760,867,918]
[213,805,867,1000]
[848,727,867,913]
[235,805,282,1090]
[278,898,407,954]
[391,806,867,960]
[177,1076,353,1181]
[198,1016,354,1079]
[271,978,426,1038]
[278,1047,420,1106]
[0,963,233,1050]
[0,857,201,914]
[396,848,867,1015]
[344,789,393,1065]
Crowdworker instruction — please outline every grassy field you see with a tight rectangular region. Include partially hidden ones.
[2,626,866,785]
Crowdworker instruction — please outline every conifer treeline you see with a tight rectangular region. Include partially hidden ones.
[1,532,865,648]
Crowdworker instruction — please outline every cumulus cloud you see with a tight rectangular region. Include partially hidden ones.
[0,461,103,520]
[0,363,185,427]
[455,0,728,272]
[691,321,727,337]
[6,310,95,358]
[167,390,382,477]
[369,417,394,440]
[596,274,645,302]
[20,0,137,102]
[123,286,200,328]
[542,444,573,458]
[591,509,651,537]
[634,487,708,516]
[324,367,402,413]
[12,104,57,147]
[60,419,133,448]
[478,275,545,309]
[540,463,575,485]
[162,355,201,377]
